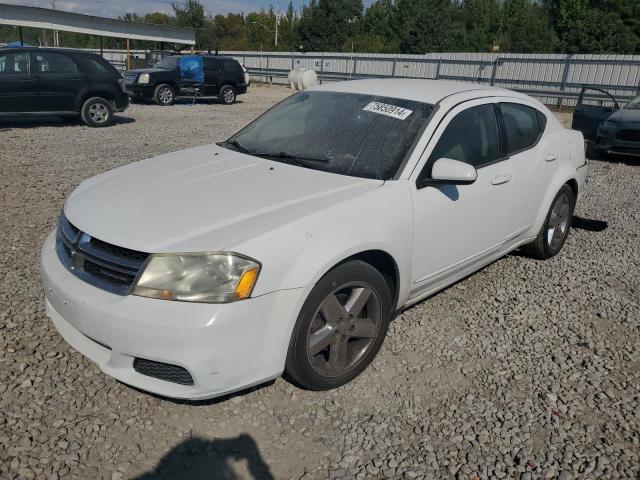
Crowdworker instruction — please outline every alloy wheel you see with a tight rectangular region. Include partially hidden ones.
[223,88,235,103]
[547,191,571,251]
[159,87,173,104]
[88,103,109,123]
[306,282,381,378]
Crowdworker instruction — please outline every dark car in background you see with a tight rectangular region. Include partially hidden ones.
[572,86,640,157]
[0,47,128,127]
[123,55,249,106]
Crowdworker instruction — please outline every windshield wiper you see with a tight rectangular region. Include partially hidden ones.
[221,139,252,154]
[251,151,331,167]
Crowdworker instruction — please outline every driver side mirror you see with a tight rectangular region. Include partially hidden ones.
[430,158,478,185]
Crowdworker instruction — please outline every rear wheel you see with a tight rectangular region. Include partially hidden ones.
[524,184,575,259]
[80,97,113,127]
[219,85,236,105]
[154,84,175,106]
[285,260,392,391]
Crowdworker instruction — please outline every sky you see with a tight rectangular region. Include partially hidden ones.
[2,0,372,18]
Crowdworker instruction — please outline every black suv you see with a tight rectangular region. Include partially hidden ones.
[0,47,128,127]
[124,55,248,106]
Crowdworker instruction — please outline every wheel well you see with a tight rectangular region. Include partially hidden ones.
[566,179,578,198]
[339,250,400,311]
[77,91,114,110]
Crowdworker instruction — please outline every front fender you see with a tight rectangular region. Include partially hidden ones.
[233,181,414,304]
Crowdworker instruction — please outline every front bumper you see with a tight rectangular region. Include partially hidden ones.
[595,130,640,156]
[126,84,154,98]
[41,232,307,400]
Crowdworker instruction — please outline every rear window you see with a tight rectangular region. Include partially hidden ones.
[500,103,543,154]
[223,60,241,73]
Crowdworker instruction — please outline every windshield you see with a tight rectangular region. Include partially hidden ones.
[223,91,433,180]
[625,95,640,109]
[154,56,179,70]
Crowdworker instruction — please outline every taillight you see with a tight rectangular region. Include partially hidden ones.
[117,78,126,93]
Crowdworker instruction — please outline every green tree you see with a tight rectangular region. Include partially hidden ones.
[396,0,459,53]
[502,0,557,52]
[298,0,364,52]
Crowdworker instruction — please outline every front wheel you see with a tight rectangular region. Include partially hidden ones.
[80,97,113,127]
[219,85,236,105]
[524,184,576,259]
[154,84,175,106]
[285,260,392,391]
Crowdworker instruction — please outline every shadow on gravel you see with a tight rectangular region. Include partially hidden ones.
[572,216,608,232]
[134,434,274,480]
[0,115,135,129]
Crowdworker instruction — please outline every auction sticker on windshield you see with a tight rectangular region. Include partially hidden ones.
[363,101,413,120]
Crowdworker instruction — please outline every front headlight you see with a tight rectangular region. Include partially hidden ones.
[133,253,260,303]
[137,73,150,84]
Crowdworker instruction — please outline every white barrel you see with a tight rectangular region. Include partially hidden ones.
[288,68,318,91]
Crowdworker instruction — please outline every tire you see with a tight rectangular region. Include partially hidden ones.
[285,260,392,391]
[523,184,576,260]
[80,97,114,127]
[219,85,236,105]
[154,84,175,106]
[586,140,601,160]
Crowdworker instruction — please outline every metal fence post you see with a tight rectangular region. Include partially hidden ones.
[558,54,573,108]
[352,56,358,79]
[392,56,397,78]
[266,55,271,84]
[320,55,324,84]
[490,58,500,86]
[435,59,441,80]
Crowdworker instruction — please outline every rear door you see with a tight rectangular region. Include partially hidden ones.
[572,87,619,140]
[30,51,85,112]
[203,57,222,95]
[0,51,37,112]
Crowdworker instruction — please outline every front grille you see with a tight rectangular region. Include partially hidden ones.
[56,214,149,295]
[123,72,138,85]
[133,358,194,386]
[616,129,640,142]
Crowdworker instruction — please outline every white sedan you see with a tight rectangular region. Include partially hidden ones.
[41,79,587,399]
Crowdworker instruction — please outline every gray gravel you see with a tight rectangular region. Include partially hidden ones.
[1,86,639,480]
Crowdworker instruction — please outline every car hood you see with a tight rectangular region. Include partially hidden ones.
[64,144,382,253]
[608,108,640,124]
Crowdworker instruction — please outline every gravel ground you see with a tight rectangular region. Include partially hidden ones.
[1,86,639,480]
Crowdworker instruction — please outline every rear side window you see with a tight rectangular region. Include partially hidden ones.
[223,60,241,73]
[500,103,543,154]
[76,55,113,74]
[32,52,78,74]
[428,104,501,168]
[0,52,29,73]
[204,58,221,71]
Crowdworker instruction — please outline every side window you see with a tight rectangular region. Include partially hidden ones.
[32,53,78,74]
[223,60,240,73]
[499,103,542,154]
[0,53,29,73]
[203,58,221,72]
[428,104,500,168]
[76,56,111,74]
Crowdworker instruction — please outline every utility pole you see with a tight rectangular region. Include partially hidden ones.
[275,0,279,49]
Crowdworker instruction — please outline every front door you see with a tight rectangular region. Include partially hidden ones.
[0,51,36,112]
[410,100,511,297]
[30,51,85,112]
[572,87,619,141]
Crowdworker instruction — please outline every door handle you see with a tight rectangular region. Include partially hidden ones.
[491,174,511,185]
[545,153,558,162]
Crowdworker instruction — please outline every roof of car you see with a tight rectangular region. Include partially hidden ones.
[0,46,96,56]
[310,79,516,105]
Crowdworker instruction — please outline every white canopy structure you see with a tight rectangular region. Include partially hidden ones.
[0,3,195,45]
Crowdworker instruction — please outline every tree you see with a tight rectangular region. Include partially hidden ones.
[298,0,364,52]
[501,0,557,52]
[396,0,460,53]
